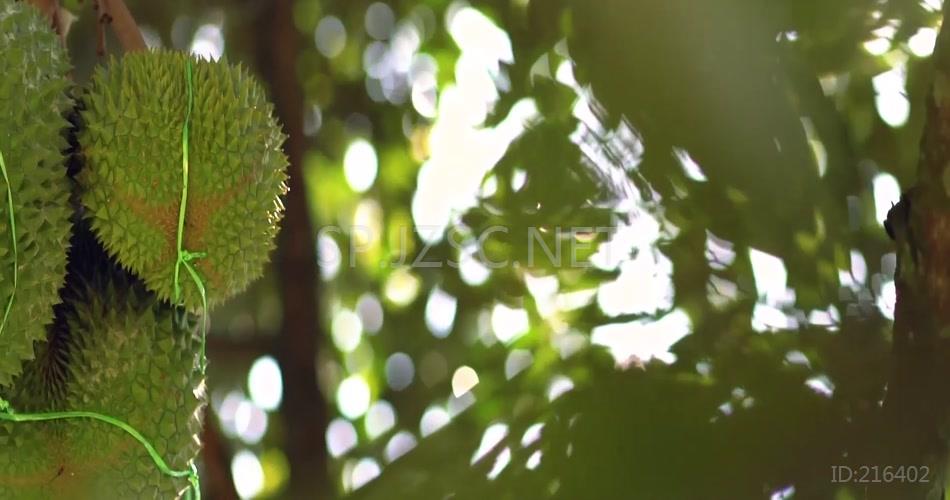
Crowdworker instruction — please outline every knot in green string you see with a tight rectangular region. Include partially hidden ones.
[0,148,17,337]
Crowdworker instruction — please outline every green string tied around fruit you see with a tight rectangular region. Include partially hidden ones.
[0,149,16,337]
[173,57,210,376]
[0,395,202,499]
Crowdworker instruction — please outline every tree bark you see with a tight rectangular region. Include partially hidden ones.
[877,3,950,498]
[255,1,331,499]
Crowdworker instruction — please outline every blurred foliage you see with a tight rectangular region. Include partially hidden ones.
[69,0,948,498]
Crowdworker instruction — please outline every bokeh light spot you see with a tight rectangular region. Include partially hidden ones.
[327,418,359,458]
[337,375,372,419]
[231,450,265,499]
[451,365,479,397]
[385,352,415,391]
[344,139,379,193]
[248,356,283,411]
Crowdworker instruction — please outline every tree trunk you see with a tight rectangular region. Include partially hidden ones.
[255,1,331,498]
[877,3,950,498]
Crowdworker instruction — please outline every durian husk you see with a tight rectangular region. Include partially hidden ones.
[0,0,73,386]
[79,50,288,310]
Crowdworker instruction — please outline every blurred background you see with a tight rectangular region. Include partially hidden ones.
[62,0,945,498]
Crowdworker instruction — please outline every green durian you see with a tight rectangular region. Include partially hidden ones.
[78,50,288,310]
[0,241,204,499]
[0,0,73,386]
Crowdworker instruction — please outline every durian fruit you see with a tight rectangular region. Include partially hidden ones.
[0,0,73,386]
[0,244,205,499]
[78,50,288,310]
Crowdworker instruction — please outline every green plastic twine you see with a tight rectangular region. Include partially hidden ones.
[0,149,16,337]
[0,396,200,499]
[0,58,210,500]
[173,57,209,376]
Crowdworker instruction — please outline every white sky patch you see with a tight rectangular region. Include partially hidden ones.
[749,248,792,307]
[597,250,674,317]
[409,3,529,242]
[873,64,910,128]
[556,59,576,86]
[459,247,491,286]
[674,148,707,182]
[873,172,901,225]
[705,231,736,270]
[546,375,575,401]
[521,423,544,447]
[491,303,530,343]
[850,250,868,285]
[752,303,798,332]
[863,37,891,56]
[471,423,509,464]
[864,24,897,56]
[487,447,512,480]
[808,305,841,329]
[190,24,224,61]
[524,273,559,318]
[877,279,897,320]
[591,309,691,364]
[412,96,537,243]
[448,6,513,70]
[771,485,796,500]
[591,218,662,271]
[806,375,835,397]
[526,450,542,470]
[909,27,938,57]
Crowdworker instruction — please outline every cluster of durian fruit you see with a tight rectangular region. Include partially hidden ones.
[0,2,288,498]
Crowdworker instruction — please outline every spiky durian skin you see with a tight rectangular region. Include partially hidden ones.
[0,269,204,499]
[79,50,288,310]
[0,1,73,386]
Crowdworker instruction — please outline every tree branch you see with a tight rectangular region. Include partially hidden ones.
[25,0,68,42]
[93,0,146,53]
